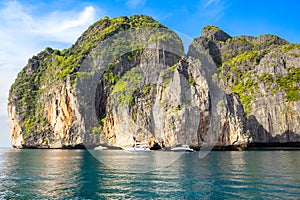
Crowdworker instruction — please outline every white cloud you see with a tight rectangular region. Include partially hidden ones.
[201,0,228,21]
[125,0,146,10]
[1,1,97,43]
[204,0,221,8]
[32,6,96,43]
[0,0,101,146]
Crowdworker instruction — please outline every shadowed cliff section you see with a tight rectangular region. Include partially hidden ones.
[247,115,300,150]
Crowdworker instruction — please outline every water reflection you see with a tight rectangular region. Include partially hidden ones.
[0,149,85,199]
[166,151,300,199]
[89,150,184,173]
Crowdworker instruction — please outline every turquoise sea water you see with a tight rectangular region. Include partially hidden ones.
[0,148,299,199]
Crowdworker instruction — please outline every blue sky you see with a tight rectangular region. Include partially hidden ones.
[0,0,299,147]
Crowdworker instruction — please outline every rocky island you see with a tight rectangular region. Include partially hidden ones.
[8,15,300,149]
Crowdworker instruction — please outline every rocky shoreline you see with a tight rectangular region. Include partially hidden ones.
[13,142,300,151]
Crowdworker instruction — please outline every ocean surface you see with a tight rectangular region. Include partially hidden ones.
[0,148,299,199]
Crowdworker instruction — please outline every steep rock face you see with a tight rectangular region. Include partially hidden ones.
[248,50,300,143]
[191,26,300,143]
[8,49,85,148]
[95,54,249,148]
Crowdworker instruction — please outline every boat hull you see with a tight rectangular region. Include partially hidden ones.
[171,145,195,152]
[124,147,151,152]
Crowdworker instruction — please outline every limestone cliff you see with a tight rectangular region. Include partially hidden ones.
[8,16,299,149]
[189,26,300,144]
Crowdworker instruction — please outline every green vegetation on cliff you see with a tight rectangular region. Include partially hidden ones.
[56,15,165,81]
[10,48,58,137]
[112,67,142,106]
[273,66,300,101]
[201,26,300,115]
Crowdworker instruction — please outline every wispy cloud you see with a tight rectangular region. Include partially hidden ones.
[204,0,221,8]
[32,6,96,42]
[0,0,101,140]
[125,0,146,10]
[1,1,97,43]
[200,0,229,22]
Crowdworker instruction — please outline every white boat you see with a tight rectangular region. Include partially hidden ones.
[124,143,150,152]
[171,145,195,152]
[94,145,108,150]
